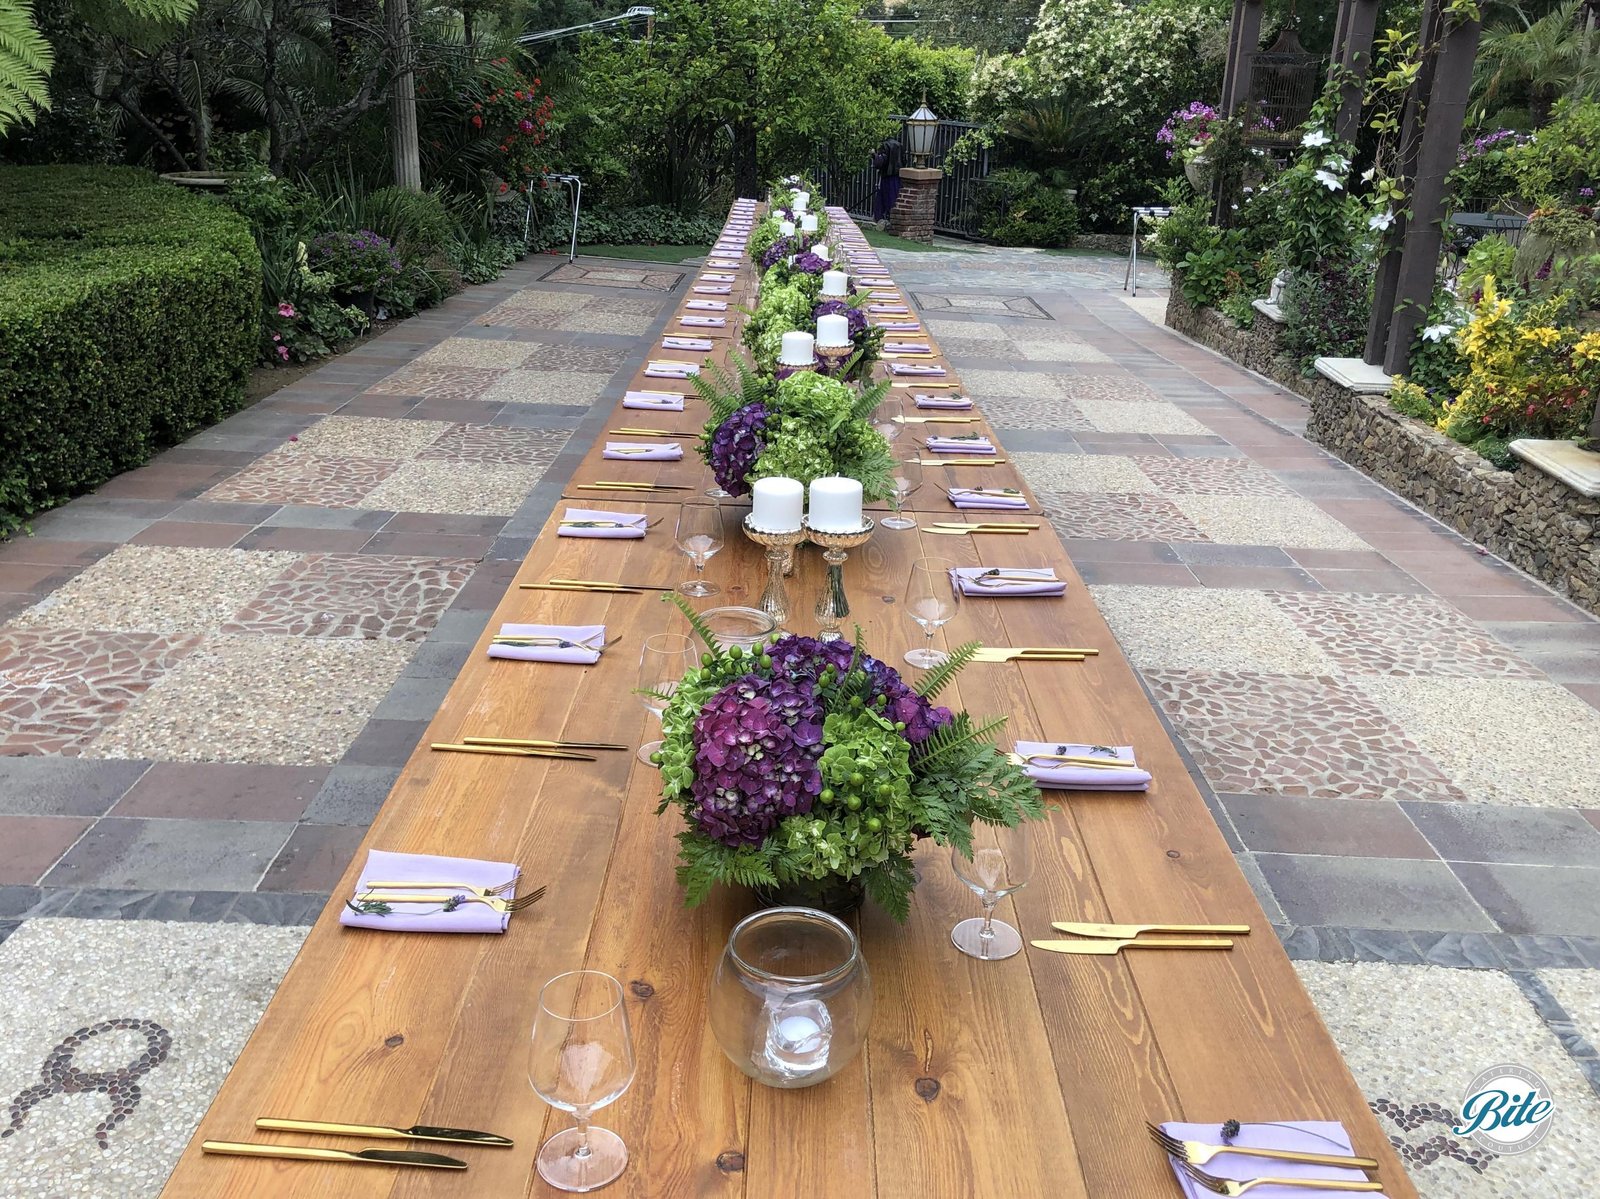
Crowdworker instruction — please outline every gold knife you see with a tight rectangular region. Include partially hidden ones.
[918,459,1008,467]
[256,1118,512,1147]
[202,1141,466,1169]
[971,649,1085,662]
[1051,921,1251,938]
[431,743,597,760]
[548,577,673,591]
[1030,938,1234,955]
[925,527,1032,536]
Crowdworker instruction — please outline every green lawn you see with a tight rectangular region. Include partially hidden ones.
[578,243,711,263]
[861,228,974,254]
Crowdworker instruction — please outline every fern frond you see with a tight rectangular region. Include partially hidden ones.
[661,591,721,652]
[912,640,979,700]
[862,854,915,923]
[0,0,53,132]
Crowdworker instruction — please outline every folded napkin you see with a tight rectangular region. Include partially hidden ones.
[700,272,736,282]
[926,434,996,455]
[1161,1122,1380,1199]
[340,848,520,934]
[869,290,902,299]
[886,342,933,353]
[951,567,1065,598]
[878,321,922,332]
[489,622,605,665]
[916,394,974,410]
[889,363,946,376]
[623,390,686,410]
[558,507,647,540]
[687,299,728,311]
[1016,741,1149,791]
[870,305,910,314]
[604,440,683,461]
[950,488,1029,510]
[708,259,741,269]
[680,316,727,328]
[661,336,713,352]
[860,277,891,285]
[694,285,732,295]
[645,362,700,379]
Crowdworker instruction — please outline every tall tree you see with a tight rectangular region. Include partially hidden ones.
[387,0,420,187]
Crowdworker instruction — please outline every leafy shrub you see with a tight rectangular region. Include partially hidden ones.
[1281,259,1372,367]
[1512,204,1600,305]
[0,167,260,536]
[1272,129,1365,274]
[1509,99,1600,205]
[1180,246,1238,306]
[309,230,404,297]
[576,205,723,246]
[1460,235,1516,297]
[974,169,1080,248]
[1148,197,1217,269]
[1448,129,1530,210]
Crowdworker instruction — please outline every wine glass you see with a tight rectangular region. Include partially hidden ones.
[871,396,902,443]
[676,503,725,597]
[529,970,636,1192]
[637,633,695,765]
[950,822,1034,961]
[881,453,922,531]
[702,463,730,500]
[903,557,956,668]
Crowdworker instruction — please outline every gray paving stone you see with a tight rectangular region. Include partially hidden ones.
[428,608,493,643]
[1497,934,1589,969]
[0,758,151,817]
[1412,931,1506,969]
[1452,862,1600,936]
[1171,543,1296,567]
[41,817,293,891]
[267,504,394,530]
[1232,852,1285,924]
[1255,853,1495,932]
[1403,802,1600,867]
[402,641,474,678]
[226,890,323,925]
[303,765,402,825]
[168,499,282,524]
[22,509,158,541]
[371,674,456,723]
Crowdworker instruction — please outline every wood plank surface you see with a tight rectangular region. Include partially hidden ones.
[161,206,1417,1199]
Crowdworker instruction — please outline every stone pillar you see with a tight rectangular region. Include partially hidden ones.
[888,167,942,243]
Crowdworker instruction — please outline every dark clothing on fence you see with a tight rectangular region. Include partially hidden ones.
[872,138,902,222]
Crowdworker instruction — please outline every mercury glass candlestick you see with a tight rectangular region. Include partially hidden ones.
[743,518,806,629]
[803,519,875,642]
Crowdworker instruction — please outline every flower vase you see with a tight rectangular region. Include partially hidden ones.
[753,876,865,918]
[1184,154,1212,194]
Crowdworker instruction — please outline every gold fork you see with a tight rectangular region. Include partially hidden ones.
[1147,1124,1378,1172]
[1180,1162,1382,1195]
[359,887,549,913]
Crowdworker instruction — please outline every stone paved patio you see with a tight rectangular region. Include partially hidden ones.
[1,243,1598,1197]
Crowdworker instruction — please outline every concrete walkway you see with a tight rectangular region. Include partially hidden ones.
[0,244,1596,1197]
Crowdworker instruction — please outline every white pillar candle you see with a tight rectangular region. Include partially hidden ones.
[793,191,810,212]
[749,477,804,533]
[816,313,851,348]
[778,330,815,366]
[800,213,819,233]
[807,477,864,533]
[779,220,796,237]
[812,243,831,263]
[820,269,849,297]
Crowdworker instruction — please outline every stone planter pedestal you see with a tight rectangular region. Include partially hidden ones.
[888,167,941,244]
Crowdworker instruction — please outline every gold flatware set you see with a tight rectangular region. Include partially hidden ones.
[923,521,1038,536]
[1031,920,1250,956]
[431,733,630,761]
[1146,1124,1379,1174]
[917,458,1009,467]
[971,647,1092,662]
[575,481,694,494]
[1006,752,1136,771]
[609,427,700,437]
[559,518,660,530]
[519,578,672,594]
[202,1116,517,1172]
[894,415,980,424]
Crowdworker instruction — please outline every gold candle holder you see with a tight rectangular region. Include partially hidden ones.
[802,519,876,641]
[815,343,852,376]
[742,517,806,630]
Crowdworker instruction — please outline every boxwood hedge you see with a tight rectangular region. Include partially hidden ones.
[0,167,261,537]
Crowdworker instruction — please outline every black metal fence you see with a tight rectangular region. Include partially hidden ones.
[810,117,994,239]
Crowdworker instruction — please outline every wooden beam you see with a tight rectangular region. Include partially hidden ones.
[1334,0,1381,144]
[1225,0,1265,117]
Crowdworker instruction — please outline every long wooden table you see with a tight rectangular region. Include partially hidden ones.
[162,205,1417,1198]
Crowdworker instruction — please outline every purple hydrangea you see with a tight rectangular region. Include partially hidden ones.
[792,251,829,275]
[689,672,825,846]
[813,298,867,339]
[760,237,794,271]
[709,401,767,497]
[766,636,952,747]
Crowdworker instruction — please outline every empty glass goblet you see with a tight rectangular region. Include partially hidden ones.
[636,632,695,765]
[871,396,902,443]
[950,822,1034,961]
[881,453,922,531]
[676,503,725,597]
[903,556,956,668]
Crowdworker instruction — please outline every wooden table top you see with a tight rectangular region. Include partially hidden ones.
[162,207,1417,1199]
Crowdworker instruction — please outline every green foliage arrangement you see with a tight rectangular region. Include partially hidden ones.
[1281,259,1372,370]
[1460,235,1517,298]
[743,277,818,372]
[577,206,722,247]
[0,166,259,536]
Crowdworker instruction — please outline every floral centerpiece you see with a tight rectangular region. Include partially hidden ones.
[654,603,1044,920]
[693,362,894,499]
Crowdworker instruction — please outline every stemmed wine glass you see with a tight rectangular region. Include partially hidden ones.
[950,822,1034,961]
[637,633,695,765]
[528,970,637,1192]
[871,396,902,443]
[703,464,730,500]
[881,453,922,531]
[903,557,957,668]
[676,503,725,597]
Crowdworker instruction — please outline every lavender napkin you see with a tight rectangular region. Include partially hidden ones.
[1161,1122,1381,1198]
[700,273,736,283]
[645,362,700,379]
[951,567,1065,598]
[916,394,974,410]
[662,336,713,351]
[1016,741,1150,791]
[708,259,740,269]
[926,435,996,455]
[681,316,727,328]
[886,342,933,353]
[869,290,901,299]
[878,321,922,332]
[687,299,728,311]
[340,848,520,934]
[489,622,606,665]
[624,390,686,410]
[950,488,1030,510]
[604,441,683,461]
[889,363,946,376]
[871,305,910,314]
[558,507,647,540]
[694,285,732,295]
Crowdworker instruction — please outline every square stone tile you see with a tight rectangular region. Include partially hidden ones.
[288,415,452,459]
[367,364,507,400]
[498,289,590,311]
[1073,399,1210,435]
[13,546,298,634]
[1038,490,1209,542]
[416,338,539,369]
[585,294,662,316]
[112,762,326,821]
[518,342,628,372]
[958,369,1064,400]
[1361,677,1600,809]
[1259,853,1493,930]
[260,823,368,892]
[972,395,1092,431]
[1271,593,1543,678]
[556,311,653,335]
[87,634,413,766]
[1014,452,1157,493]
[0,758,150,817]
[223,552,473,640]
[0,815,91,884]
[1452,862,1600,935]
[1131,455,1294,497]
[481,370,608,406]
[200,448,398,508]
[926,319,1011,340]
[1009,337,1113,363]
[1054,373,1165,404]
[1221,793,1438,858]
[938,336,1015,358]
[1404,803,1600,867]
[303,764,401,824]
[43,816,292,889]
[0,629,201,754]
[1090,585,1335,673]
[417,423,569,468]
[1173,495,1371,550]
[360,461,545,516]
[1145,669,1468,803]
[477,303,565,328]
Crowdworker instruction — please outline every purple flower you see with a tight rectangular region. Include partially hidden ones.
[792,251,828,275]
[709,401,767,497]
[759,237,794,271]
[766,636,952,747]
[1583,188,1596,199]
[813,298,867,339]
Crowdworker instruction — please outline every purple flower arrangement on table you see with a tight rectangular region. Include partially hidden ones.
[812,297,883,380]
[654,605,1043,921]
[707,399,769,497]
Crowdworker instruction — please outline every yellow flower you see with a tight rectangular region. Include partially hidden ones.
[1574,332,1600,362]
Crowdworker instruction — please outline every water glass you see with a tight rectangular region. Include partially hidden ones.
[871,396,902,443]
[676,503,725,597]
[950,822,1034,961]
[903,556,956,668]
[528,970,636,1192]
[637,633,695,765]
[881,453,922,530]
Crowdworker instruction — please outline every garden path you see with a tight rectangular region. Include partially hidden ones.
[0,245,1596,1196]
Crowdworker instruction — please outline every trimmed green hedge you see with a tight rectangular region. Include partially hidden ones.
[0,167,261,537]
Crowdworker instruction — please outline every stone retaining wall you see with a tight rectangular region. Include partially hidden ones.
[1074,233,1134,254]
[1164,282,1600,614]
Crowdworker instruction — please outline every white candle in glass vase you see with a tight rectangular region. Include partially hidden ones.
[779,220,796,237]
[807,477,865,533]
[749,477,804,533]
[820,269,849,297]
[816,313,851,348]
[800,213,819,233]
[778,330,816,366]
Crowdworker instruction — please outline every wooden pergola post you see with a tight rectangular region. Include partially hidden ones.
[1221,0,1266,117]
[1331,0,1382,144]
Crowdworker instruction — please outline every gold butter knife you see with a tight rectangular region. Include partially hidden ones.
[1052,921,1251,938]
[202,1141,466,1169]
[1030,937,1234,955]
[256,1118,512,1147]
[431,743,596,760]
